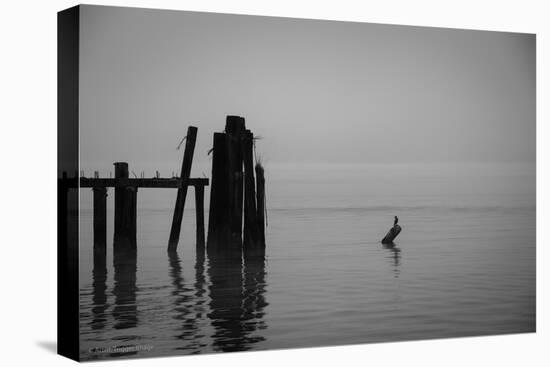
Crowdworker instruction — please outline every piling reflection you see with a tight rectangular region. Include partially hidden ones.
[206,245,268,352]
[242,248,268,342]
[194,245,207,334]
[382,243,402,278]
[90,251,108,330]
[168,250,207,352]
[112,248,138,331]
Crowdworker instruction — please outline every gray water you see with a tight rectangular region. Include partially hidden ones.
[78,163,535,360]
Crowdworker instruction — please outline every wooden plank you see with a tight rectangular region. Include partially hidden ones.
[79,177,208,188]
[168,126,198,251]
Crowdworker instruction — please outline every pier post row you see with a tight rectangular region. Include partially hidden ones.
[60,117,266,269]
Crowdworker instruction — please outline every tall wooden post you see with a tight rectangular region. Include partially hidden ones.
[225,116,245,249]
[114,162,137,250]
[207,132,229,250]
[93,187,107,267]
[243,130,260,250]
[255,163,266,246]
[168,126,198,251]
[195,185,205,252]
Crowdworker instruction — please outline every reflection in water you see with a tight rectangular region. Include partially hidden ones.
[242,249,268,343]
[90,254,108,330]
[86,239,269,357]
[168,250,207,352]
[110,248,139,357]
[193,245,208,342]
[382,243,402,278]
[112,249,138,330]
[207,246,268,352]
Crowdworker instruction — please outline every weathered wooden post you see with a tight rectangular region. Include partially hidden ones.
[93,187,107,266]
[243,130,260,250]
[195,185,205,251]
[113,162,137,250]
[381,224,402,244]
[225,116,245,248]
[168,126,198,251]
[207,132,229,250]
[255,163,266,247]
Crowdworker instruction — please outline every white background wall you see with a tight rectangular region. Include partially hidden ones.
[0,0,547,366]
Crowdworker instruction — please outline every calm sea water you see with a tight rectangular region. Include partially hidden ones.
[78,163,535,360]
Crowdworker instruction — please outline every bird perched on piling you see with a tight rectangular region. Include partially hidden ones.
[382,216,402,244]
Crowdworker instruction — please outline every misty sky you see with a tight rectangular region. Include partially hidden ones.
[79,5,535,175]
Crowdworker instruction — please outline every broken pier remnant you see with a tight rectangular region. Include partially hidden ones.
[207,115,266,252]
[61,125,208,260]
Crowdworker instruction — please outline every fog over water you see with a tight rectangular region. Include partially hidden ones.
[79,5,535,174]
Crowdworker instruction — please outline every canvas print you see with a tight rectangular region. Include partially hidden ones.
[57,5,536,362]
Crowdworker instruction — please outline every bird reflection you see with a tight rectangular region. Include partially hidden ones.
[206,245,268,352]
[382,243,402,278]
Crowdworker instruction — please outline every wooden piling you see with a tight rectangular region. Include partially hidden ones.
[168,126,198,251]
[243,130,260,250]
[195,185,205,251]
[207,132,229,250]
[255,163,266,246]
[381,224,402,244]
[93,187,107,265]
[225,116,245,248]
[113,162,137,250]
